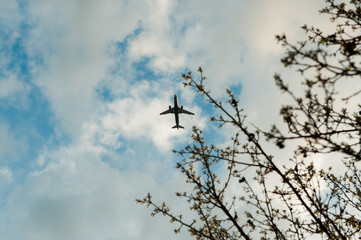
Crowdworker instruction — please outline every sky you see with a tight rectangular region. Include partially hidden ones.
[0,0,336,239]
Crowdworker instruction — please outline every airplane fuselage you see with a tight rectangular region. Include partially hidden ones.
[174,95,180,129]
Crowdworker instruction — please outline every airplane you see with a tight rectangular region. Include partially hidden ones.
[160,95,194,129]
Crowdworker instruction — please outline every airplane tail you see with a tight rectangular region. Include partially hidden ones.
[172,125,184,129]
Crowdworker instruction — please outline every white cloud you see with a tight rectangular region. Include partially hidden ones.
[0,124,12,157]
[0,73,29,104]
[127,0,185,70]
[0,167,12,183]
[25,0,148,136]
[0,166,13,209]
[0,123,29,163]
[2,141,191,240]
[0,167,13,197]
[0,0,21,40]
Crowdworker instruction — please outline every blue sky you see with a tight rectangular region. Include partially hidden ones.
[0,0,330,239]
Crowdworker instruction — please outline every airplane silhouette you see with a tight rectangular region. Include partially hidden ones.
[160,95,194,129]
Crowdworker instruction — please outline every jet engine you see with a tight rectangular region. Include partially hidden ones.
[181,106,183,110]
[169,106,172,110]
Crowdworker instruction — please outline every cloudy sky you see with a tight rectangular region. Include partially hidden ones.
[0,0,333,239]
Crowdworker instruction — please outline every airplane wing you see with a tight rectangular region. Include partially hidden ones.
[179,108,194,115]
[160,108,175,115]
